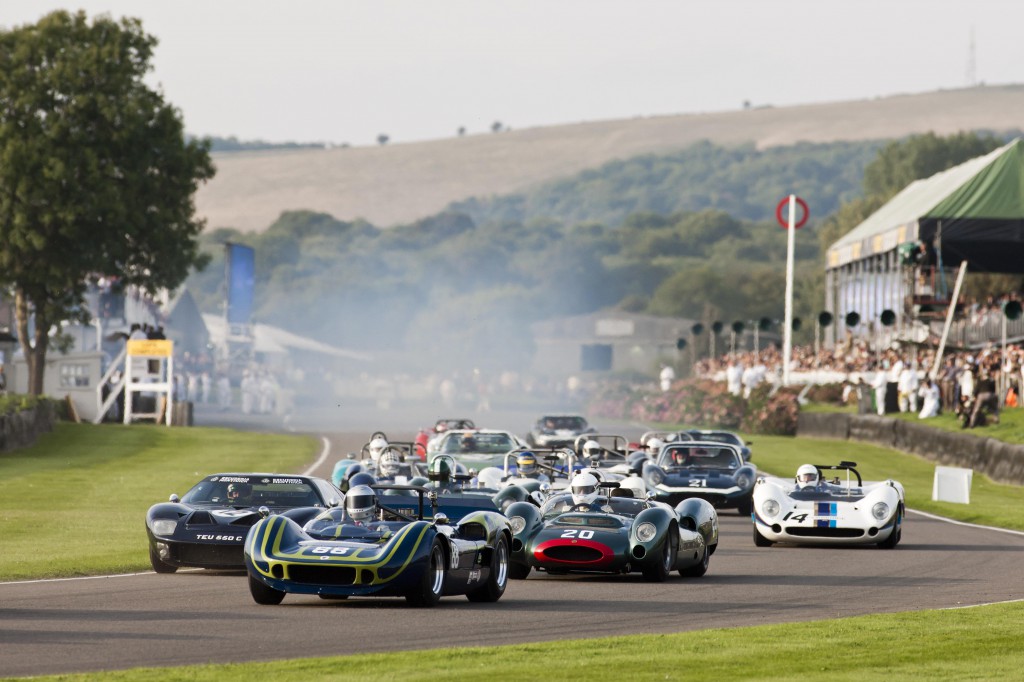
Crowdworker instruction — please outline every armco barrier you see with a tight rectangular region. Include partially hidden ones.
[0,401,56,453]
[796,411,1024,485]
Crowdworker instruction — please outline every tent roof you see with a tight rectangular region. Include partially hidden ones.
[828,139,1024,269]
[202,314,372,362]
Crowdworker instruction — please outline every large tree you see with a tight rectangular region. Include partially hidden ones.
[0,11,214,394]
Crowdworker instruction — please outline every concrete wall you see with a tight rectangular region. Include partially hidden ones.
[0,401,56,452]
[797,412,1024,485]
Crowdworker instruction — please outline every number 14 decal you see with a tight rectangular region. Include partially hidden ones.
[561,529,594,539]
[783,511,808,523]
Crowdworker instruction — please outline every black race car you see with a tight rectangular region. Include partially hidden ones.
[145,473,343,573]
[526,414,596,449]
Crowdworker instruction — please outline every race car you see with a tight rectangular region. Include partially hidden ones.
[525,414,596,449]
[751,461,905,548]
[431,429,526,471]
[682,429,752,461]
[414,418,476,457]
[505,477,718,581]
[145,473,343,573]
[244,484,512,606]
[639,441,757,515]
[332,437,422,490]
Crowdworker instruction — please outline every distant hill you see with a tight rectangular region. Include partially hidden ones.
[194,85,1024,233]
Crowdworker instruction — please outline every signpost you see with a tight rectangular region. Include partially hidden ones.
[124,339,174,426]
[777,195,808,386]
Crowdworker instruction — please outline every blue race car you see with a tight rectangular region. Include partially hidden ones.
[641,441,757,515]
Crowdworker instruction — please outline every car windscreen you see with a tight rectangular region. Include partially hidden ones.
[182,476,323,507]
[689,432,741,446]
[441,433,515,454]
[658,446,740,470]
[540,417,587,431]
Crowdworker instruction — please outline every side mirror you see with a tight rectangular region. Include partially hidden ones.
[539,483,551,494]
[433,512,449,526]
[645,491,657,502]
[327,498,341,508]
[257,505,271,519]
[169,494,180,503]
[427,490,439,504]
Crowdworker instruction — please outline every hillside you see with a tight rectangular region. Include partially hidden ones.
[194,85,1024,233]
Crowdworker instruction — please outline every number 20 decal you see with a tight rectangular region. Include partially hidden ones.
[561,529,594,539]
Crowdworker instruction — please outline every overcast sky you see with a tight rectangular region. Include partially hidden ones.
[5,1,1023,147]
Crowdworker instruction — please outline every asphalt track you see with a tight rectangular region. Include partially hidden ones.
[3,405,1024,677]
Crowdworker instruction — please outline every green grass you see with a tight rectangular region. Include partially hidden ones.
[0,423,317,580]
[805,400,1024,442]
[6,600,1023,681]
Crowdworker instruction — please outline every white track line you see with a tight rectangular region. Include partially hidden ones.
[302,435,331,477]
[907,508,1024,538]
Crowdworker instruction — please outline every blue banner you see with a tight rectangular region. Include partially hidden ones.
[225,243,255,326]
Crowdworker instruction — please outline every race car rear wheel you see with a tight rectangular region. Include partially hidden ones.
[467,535,509,602]
[406,539,446,607]
[642,532,676,582]
[737,496,753,517]
[753,524,774,547]
[149,545,177,574]
[679,542,710,577]
[248,573,285,605]
[509,562,531,579]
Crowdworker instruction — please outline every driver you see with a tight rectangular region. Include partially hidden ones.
[646,437,664,459]
[344,484,380,526]
[670,447,689,467]
[581,439,602,464]
[569,471,601,511]
[795,464,820,489]
[516,451,539,477]
[226,482,252,504]
[378,450,402,478]
[459,433,478,452]
[367,436,389,462]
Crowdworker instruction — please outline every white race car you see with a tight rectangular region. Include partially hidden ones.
[751,461,904,548]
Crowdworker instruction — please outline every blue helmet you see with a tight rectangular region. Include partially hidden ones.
[516,452,538,475]
[348,472,376,490]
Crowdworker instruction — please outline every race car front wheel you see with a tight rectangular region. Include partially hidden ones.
[467,535,509,602]
[149,545,177,574]
[407,540,446,607]
[248,573,285,605]
[753,524,774,547]
[642,532,676,582]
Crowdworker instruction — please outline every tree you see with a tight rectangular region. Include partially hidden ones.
[0,11,214,394]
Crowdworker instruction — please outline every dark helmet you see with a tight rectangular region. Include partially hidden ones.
[348,472,376,490]
[345,484,378,524]
[429,457,453,482]
[378,450,402,477]
[516,452,538,476]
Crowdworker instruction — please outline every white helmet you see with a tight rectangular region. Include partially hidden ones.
[646,437,664,456]
[796,464,819,489]
[378,450,401,477]
[368,437,388,462]
[345,484,378,524]
[477,467,504,489]
[570,471,600,507]
[582,440,601,461]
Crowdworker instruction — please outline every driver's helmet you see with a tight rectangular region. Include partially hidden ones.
[460,433,477,451]
[345,484,378,524]
[368,437,388,462]
[671,448,688,466]
[226,482,252,503]
[796,464,819,489]
[646,437,664,457]
[570,471,599,507]
[582,440,601,461]
[429,457,452,482]
[378,450,402,477]
[516,452,538,476]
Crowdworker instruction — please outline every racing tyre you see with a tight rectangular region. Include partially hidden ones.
[248,573,285,605]
[878,507,903,549]
[641,532,676,582]
[679,542,710,577]
[467,535,509,602]
[509,562,531,580]
[753,524,773,547]
[149,545,177,574]
[736,496,753,517]
[406,539,446,607]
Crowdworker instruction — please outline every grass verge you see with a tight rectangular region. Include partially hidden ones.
[0,422,316,580]
[5,600,1022,681]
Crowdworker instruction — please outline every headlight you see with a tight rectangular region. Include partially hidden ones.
[636,522,657,542]
[761,499,780,518]
[872,502,890,520]
[508,516,527,535]
[736,474,751,489]
[647,468,665,486]
[151,519,177,536]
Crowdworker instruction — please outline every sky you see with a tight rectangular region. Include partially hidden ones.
[5,1,1024,147]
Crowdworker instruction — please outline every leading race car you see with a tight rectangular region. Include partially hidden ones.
[638,441,757,515]
[505,475,718,581]
[431,429,526,471]
[751,461,905,548]
[244,484,512,606]
[526,414,596,449]
[145,473,343,572]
